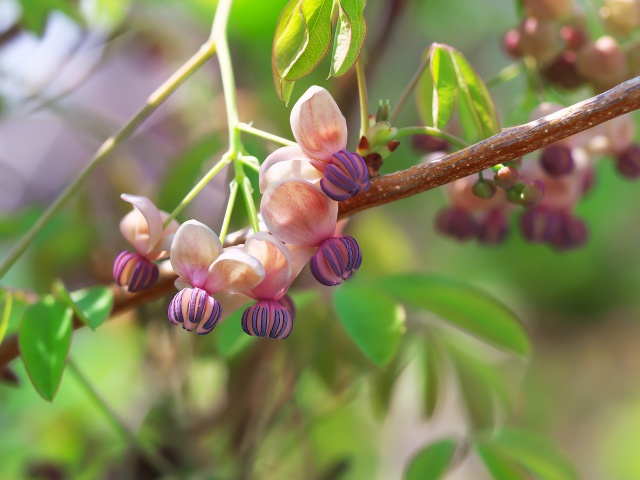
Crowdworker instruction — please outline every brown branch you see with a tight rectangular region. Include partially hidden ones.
[1,77,639,373]
[338,76,640,218]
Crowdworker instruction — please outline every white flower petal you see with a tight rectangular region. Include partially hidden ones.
[170,220,223,288]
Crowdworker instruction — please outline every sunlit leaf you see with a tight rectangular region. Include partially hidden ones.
[452,50,500,138]
[0,292,12,346]
[404,438,458,480]
[378,274,530,358]
[476,442,527,480]
[334,283,406,366]
[19,296,73,401]
[487,428,579,480]
[0,291,29,338]
[272,0,333,102]
[430,44,458,129]
[70,286,114,331]
[416,49,434,127]
[330,0,367,77]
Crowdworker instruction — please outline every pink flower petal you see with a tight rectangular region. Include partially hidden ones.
[261,180,338,247]
[291,86,348,163]
[259,146,323,193]
[244,233,293,300]
[120,194,164,255]
[204,248,265,294]
[170,220,223,288]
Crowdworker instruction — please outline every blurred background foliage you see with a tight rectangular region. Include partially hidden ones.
[1,0,640,479]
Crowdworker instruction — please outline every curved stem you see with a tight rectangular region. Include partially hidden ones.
[237,123,296,147]
[389,54,430,124]
[239,174,260,233]
[0,38,219,280]
[395,126,468,150]
[355,58,369,138]
[219,180,239,244]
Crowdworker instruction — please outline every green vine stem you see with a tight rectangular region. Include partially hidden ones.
[0,15,226,280]
[355,58,370,138]
[389,53,430,124]
[67,359,175,474]
[395,126,468,150]
[237,123,297,147]
[239,174,261,234]
[219,180,239,244]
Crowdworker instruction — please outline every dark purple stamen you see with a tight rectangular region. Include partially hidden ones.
[168,288,222,335]
[320,150,370,201]
[241,300,293,340]
[113,250,159,293]
[310,235,362,286]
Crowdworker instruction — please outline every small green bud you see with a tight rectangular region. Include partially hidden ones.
[472,179,498,200]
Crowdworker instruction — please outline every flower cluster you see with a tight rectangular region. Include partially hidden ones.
[114,86,369,339]
[426,102,638,251]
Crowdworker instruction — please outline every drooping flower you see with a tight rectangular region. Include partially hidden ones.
[239,232,314,339]
[259,86,370,201]
[114,194,179,293]
[168,220,265,335]
[261,179,363,285]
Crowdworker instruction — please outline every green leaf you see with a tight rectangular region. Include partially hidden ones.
[19,296,73,401]
[430,44,458,129]
[404,438,457,480]
[422,338,443,419]
[0,291,29,339]
[416,49,434,127]
[329,0,367,77]
[378,274,530,358]
[70,286,114,330]
[272,0,333,102]
[215,302,255,358]
[487,429,579,480]
[0,292,13,346]
[452,50,500,139]
[333,283,406,366]
[18,0,85,36]
[476,442,527,480]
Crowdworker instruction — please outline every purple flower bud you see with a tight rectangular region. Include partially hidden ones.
[541,51,585,90]
[520,207,562,243]
[310,235,362,286]
[277,294,296,320]
[471,178,497,200]
[478,209,509,245]
[551,214,588,251]
[615,145,640,179]
[242,300,294,339]
[113,250,159,293]
[435,207,478,241]
[320,150,370,201]
[494,166,519,190]
[540,145,575,177]
[520,180,545,208]
[168,288,222,335]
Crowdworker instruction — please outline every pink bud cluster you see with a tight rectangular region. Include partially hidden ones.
[113,87,368,339]
[434,103,638,251]
[503,0,640,92]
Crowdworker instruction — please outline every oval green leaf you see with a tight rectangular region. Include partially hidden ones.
[333,283,406,366]
[330,0,367,77]
[378,274,530,358]
[70,286,114,330]
[404,438,457,480]
[476,442,527,480]
[422,338,443,419]
[430,44,458,129]
[19,296,73,401]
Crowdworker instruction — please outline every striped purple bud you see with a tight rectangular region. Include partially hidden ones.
[241,300,294,339]
[310,235,362,286]
[168,288,222,335]
[519,207,561,243]
[478,209,509,245]
[615,144,640,179]
[113,250,159,293]
[320,150,370,201]
[277,294,296,320]
[435,207,478,241]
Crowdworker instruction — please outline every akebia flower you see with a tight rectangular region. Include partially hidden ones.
[261,179,363,286]
[259,86,370,201]
[114,194,179,293]
[168,220,265,335]
[238,233,314,339]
